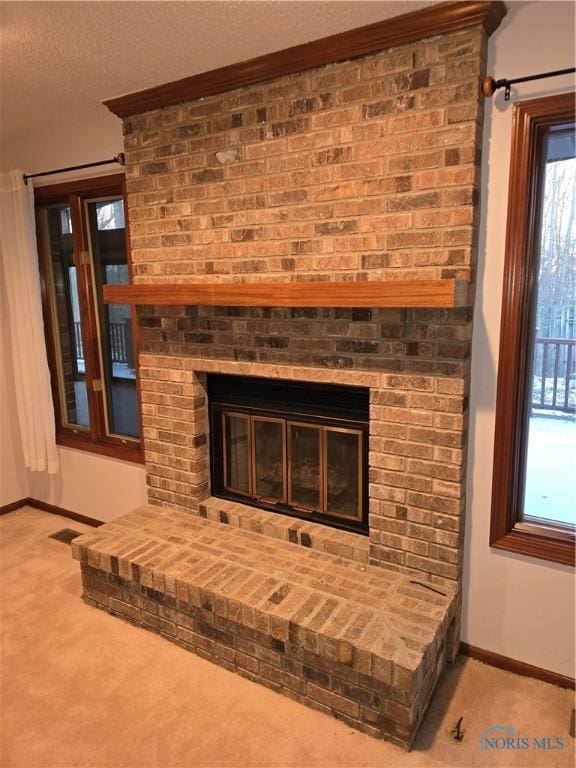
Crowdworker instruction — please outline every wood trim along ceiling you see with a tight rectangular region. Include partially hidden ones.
[104,1,507,118]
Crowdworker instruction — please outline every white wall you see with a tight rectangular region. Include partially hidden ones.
[463,0,575,678]
[1,111,122,180]
[1,1,573,674]
[28,447,147,523]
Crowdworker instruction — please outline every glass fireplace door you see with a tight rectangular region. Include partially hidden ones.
[219,412,365,528]
[223,413,251,495]
[324,428,362,520]
[252,417,286,503]
[288,423,322,512]
[209,375,369,533]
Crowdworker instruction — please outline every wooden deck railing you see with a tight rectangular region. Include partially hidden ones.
[74,321,129,365]
[532,337,575,413]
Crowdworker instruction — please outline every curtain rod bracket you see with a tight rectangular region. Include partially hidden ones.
[482,68,575,99]
[22,153,126,186]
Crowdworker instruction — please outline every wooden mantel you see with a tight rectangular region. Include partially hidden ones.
[103,279,468,309]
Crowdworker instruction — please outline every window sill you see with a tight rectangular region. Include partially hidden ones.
[56,431,145,465]
[490,522,575,567]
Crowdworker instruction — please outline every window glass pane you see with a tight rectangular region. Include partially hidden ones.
[60,207,72,234]
[522,125,576,526]
[87,197,139,439]
[95,200,125,230]
[289,424,321,511]
[224,413,250,494]
[42,205,89,429]
[253,418,285,502]
[326,429,361,520]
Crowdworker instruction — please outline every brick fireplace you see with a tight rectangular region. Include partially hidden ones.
[73,2,506,749]
[130,17,486,587]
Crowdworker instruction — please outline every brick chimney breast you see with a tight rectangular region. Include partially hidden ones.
[124,26,487,591]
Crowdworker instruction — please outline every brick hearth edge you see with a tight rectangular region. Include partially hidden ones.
[73,504,458,749]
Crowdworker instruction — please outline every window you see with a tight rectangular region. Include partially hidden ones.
[490,93,575,566]
[35,175,142,463]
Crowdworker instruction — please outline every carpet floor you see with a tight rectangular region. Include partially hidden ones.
[1,506,574,768]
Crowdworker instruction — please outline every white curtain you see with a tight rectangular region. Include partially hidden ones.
[0,170,58,473]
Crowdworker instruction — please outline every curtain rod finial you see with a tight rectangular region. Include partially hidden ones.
[116,152,126,167]
[482,76,497,97]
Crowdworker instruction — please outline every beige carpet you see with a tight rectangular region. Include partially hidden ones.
[1,506,573,768]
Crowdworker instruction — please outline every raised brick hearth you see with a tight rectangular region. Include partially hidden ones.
[73,504,457,748]
[74,12,498,747]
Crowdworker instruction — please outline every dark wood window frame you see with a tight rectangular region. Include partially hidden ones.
[490,92,575,567]
[35,174,144,464]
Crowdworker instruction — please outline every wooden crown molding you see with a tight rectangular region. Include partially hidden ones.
[104,1,507,119]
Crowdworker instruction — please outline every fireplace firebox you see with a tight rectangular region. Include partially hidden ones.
[208,375,369,533]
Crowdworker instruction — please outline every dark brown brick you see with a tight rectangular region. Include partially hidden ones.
[363,95,415,118]
[313,147,352,165]
[290,94,334,115]
[142,161,169,175]
[335,340,379,354]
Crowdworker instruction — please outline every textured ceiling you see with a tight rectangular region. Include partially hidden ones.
[0,0,439,144]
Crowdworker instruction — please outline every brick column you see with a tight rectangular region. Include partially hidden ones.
[368,373,468,589]
[139,352,210,511]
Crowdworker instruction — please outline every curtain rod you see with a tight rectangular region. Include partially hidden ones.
[20,65,573,184]
[23,153,126,185]
[482,68,576,100]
